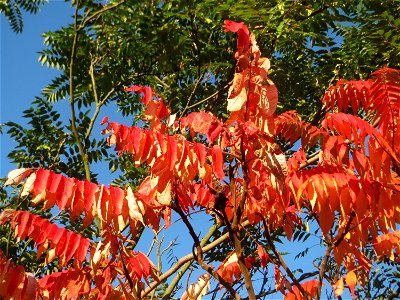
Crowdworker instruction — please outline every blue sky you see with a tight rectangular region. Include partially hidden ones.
[1,1,74,176]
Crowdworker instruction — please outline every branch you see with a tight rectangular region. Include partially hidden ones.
[185,82,231,111]
[179,71,205,118]
[69,0,91,180]
[295,4,330,22]
[172,203,240,300]
[162,222,220,298]
[79,0,128,30]
[221,64,256,299]
[316,244,333,298]
[334,212,355,247]
[141,220,250,298]
[299,151,320,170]
[260,216,311,300]
[240,271,319,300]
[85,59,118,140]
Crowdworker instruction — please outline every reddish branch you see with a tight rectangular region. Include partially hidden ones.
[259,215,311,300]
[171,203,241,299]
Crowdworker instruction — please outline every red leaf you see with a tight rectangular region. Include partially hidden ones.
[284,280,320,300]
[167,136,178,171]
[100,116,109,125]
[211,145,225,179]
[33,168,51,196]
[125,85,142,92]
[7,211,90,266]
[207,120,224,143]
[83,180,98,215]
[227,86,247,112]
[6,266,24,297]
[21,273,38,300]
[223,20,250,51]
[38,268,90,300]
[110,186,124,215]
[126,85,153,104]
[48,172,63,195]
[16,211,30,241]
[257,244,269,268]
[75,237,90,264]
[217,252,241,284]
[0,250,38,300]
[0,209,15,226]
[58,177,76,210]
[181,112,215,134]
[195,143,207,167]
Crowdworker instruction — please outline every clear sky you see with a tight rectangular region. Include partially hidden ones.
[1,1,73,176]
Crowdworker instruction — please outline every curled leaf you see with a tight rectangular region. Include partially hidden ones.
[181,274,211,300]
[4,168,32,186]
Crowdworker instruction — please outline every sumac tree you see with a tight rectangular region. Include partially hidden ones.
[1,20,400,299]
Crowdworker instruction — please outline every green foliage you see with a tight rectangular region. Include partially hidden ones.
[0,0,47,33]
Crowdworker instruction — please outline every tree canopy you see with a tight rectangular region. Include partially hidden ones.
[1,1,400,299]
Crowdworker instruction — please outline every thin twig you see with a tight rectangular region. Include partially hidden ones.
[79,0,128,30]
[316,244,333,299]
[141,220,250,298]
[185,83,231,111]
[260,215,311,300]
[162,223,220,298]
[179,71,205,118]
[172,203,240,299]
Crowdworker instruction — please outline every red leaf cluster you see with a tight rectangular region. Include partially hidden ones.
[102,119,230,215]
[372,230,400,262]
[20,168,150,233]
[284,280,319,300]
[1,19,400,299]
[323,68,400,153]
[224,20,278,134]
[0,210,89,268]
[216,252,255,284]
[275,110,324,149]
[0,250,37,300]
[38,268,91,300]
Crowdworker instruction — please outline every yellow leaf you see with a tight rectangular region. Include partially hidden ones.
[333,277,344,297]
[227,88,247,112]
[346,270,357,299]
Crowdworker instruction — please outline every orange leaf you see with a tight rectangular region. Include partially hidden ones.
[346,270,357,299]
[257,244,269,268]
[332,277,344,297]
[284,280,319,300]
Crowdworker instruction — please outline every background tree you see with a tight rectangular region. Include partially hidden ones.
[0,0,47,33]
[1,0,400,298]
